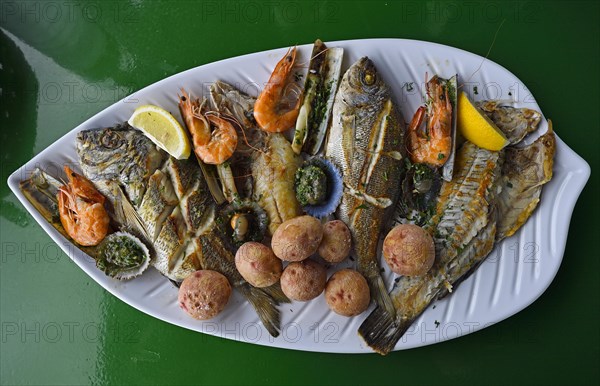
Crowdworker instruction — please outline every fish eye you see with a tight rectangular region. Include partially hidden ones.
[362,70,376,86]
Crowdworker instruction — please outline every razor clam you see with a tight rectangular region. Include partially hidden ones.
[292,39,343,155]
[441,75,458,181]
[325,57,407,317]
[209,80,265,200]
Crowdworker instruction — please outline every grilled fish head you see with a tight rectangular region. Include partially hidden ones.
[77,124,131,166]
[76,124,165,207]
[342,57,389,106]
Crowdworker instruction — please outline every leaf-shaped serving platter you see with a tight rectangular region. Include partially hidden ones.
[7,39,590,353]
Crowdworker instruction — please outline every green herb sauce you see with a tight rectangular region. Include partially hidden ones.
[295,165,328,206]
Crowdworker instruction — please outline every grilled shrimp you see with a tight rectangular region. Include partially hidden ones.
[254,47,302,133]
[179,90,238,165]
[57,166,110,246]
[407,76,452,166]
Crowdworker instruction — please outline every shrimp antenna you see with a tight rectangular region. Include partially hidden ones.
[220,112,267,156]
[295,46,329,67]
[465,19,506,83]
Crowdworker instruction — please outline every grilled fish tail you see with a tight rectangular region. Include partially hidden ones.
[261,282,291,304]
[359,212,498,355]
[197,233,283,336]
[238,284,282,337]
[357,306,412,356]
[367,272,396,318]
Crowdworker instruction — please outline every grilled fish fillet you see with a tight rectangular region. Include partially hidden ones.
[252,133,302,235]
[496,124,556,240]
[138,169,178,241]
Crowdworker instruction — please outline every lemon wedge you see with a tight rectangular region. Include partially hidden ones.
[457,91,509,151]
[128,104,191,159]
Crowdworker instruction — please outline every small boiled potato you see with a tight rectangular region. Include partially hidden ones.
[178,270,231,320]
[325,269,370,316]
[235,242,282,288]
[271,215,323,262]
[280,259,327,301]
[383,224,435,276]
[318,220,352,263]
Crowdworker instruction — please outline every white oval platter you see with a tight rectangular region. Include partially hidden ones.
[7,38,590,353]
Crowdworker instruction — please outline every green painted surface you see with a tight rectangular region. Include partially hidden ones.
[1,1,598,385]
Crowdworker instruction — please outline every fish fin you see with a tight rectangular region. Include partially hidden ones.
[116,185,150,241]
[238,284,281,338]
[358,306,412,355]
[369,274,396,319]
[261,282,291,304]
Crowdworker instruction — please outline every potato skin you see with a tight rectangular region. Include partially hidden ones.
[280,259,327,301]
[383,224,435,276]
[318,220,352,263]
[235,242,282,288]
[271,216,323,262]
[325,269,370,316]
[178,270,231,320]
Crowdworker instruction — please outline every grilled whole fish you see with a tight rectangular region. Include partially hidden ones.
[252,133,302,235]
[359,100,555,354]
[74,123,285,335]
[359,209,498,354]
[325,57,407,317]
[76,124,165,207]
[359,140,503,354]
[496,123,556,240]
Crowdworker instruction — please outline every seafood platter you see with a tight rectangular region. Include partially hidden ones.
[7,39,590,354]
